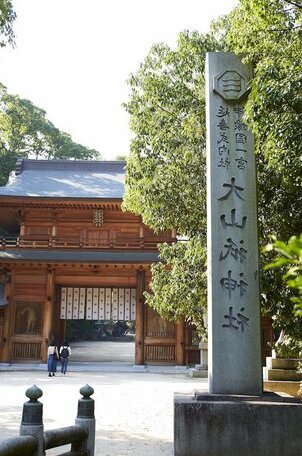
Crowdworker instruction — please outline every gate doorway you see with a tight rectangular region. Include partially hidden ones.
[59,286,137,363]
[65,319,135,363]
[67,339,135,363]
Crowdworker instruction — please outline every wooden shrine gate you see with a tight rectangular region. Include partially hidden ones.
[58,285,184,366]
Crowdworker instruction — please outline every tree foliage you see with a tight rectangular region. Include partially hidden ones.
[0,0,16,48]
[262,234,302,344]
[0,83,101,185]
[123,1,302,338]
[264,234,302,317]
[123,31,225,238]
[226,0,302,336]
[146,239,207,337]
[227,0,302,240]
[122,30,224,332]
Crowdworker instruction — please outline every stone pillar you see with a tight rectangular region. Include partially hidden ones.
[20,385,44,456]
[206,52,262,395]
[75,384,95,456]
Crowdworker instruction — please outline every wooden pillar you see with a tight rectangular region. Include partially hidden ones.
[135,269,145,365]
[51,211,57,237]
[139,226,144,249]
[175,319,185,365]
[42,268,55,361]
[18,210,25,236]
[19,223,25,236]
[171,228,177,242]
[1,269,12,361]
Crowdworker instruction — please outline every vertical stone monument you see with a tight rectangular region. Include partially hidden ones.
[206,52,262,395]
[174,52,302,456]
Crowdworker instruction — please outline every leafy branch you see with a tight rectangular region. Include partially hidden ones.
[263,234,302,317]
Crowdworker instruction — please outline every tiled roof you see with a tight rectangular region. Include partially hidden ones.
[0,249,159,264]
[0,159,126,199]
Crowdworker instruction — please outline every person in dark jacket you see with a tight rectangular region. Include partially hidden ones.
[59,340,71,375]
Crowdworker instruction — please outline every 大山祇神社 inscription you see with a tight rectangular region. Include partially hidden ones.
[206,53,262,395]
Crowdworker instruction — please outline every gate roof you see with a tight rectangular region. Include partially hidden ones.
[0,159,126,199]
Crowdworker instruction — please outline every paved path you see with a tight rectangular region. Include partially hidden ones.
[70,339,135,362]
[0,368,207,456]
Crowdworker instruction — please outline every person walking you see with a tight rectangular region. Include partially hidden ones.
[47,339,59,377]
[59,340,71,375]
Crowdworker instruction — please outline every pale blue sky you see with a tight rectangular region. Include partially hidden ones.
[0,0,237,159]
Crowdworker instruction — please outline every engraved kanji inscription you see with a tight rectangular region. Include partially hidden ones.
[220,270,248,298]
[219,238,247,262]
[222,306,250,331]
[220,209,247,229]
[218,177,245,201]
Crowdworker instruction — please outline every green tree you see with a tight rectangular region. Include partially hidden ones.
[123,31,224,238]
[0,0,16,48]
[226,0,302,240]
[147,239,207,337]
[122,30,225,332]
[263,234,302,356]
[0,84,101,185]
[264,234,302,318]
[123,1,302,339]
[226,0,302,337]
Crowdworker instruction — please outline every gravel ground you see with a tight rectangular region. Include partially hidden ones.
[0,369,207,456]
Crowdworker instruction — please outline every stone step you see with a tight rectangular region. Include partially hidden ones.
[266,368,302,382]
[266,357,301,370]
[263,380,301,398]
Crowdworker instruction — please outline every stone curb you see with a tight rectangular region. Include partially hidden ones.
[0,362,190,375]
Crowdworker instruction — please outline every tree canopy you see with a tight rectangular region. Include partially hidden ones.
[0,83,101,186]
[227,0,302,241]
[123,0,302,338]
[122,30,225,331]
[264,234,302,318]
[147,239,208,337]
[0,0,16,48]
[123,31,225,238]
[226,0,302,338]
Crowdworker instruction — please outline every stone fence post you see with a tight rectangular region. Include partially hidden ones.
[19,384,44,456]
[75,384,95,456]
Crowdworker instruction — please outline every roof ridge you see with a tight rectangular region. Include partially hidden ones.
[15,158,126,174]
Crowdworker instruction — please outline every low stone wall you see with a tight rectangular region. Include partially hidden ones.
[174,391,302,456]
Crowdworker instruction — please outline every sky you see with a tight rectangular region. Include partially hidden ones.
[0,0,237,160]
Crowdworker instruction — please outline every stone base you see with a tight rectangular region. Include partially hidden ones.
[174,391,302,456]
[187,367,208,378]
[264,380,301,398]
